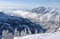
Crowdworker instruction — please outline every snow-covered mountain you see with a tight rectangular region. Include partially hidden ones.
[0,12,46,35]
[31,7,51,14]
[31,7,60,32]
[31,7,60,14]
[0,7,60,33]
[0,6,60,39]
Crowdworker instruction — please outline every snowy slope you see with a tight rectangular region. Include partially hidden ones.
[14,31,60,39]
[0,7,60,39]
[0,12,46,35]
[31,7,50,14]
[0,7,60,33]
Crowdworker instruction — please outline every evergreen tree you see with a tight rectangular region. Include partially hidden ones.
[2,30,6,39]
[28,29,31,35]
[2,30,9,39]
[35,29,38,34]
[17,30,20,37]
[24,29,27,36]
[8,33,13,39]
[14,28,18,37]
[21,30,25,36]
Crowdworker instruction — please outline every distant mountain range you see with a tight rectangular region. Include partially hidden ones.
[31,7,60,32]
[0,6,60,39]
[31,7,60,14]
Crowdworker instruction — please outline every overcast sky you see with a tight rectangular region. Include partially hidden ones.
[0,0,60,9]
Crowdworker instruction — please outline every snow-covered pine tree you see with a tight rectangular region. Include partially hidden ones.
[2,30,6,39]
[6,30,10,39]
[24,29,27,36]
[2,30,9,39]
[21,30,25,37]
[8,33,13,39]
[17,30,20,37]
[35,29,38,34]
[28,29,32,35]
[14,28,18,37]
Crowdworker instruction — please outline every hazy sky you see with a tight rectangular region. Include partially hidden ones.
[0,0,60,9]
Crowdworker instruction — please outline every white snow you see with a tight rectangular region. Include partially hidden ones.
[0,8,60,32]
[14,31,60,39]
